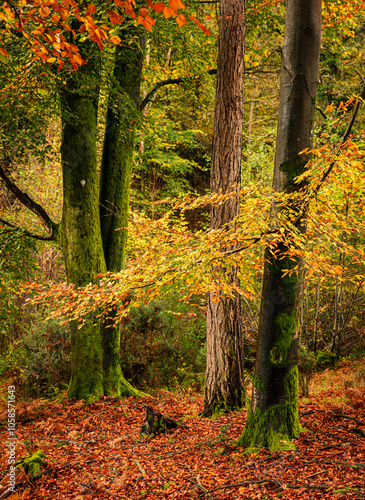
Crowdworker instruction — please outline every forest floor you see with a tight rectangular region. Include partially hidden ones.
[0,357,364,500]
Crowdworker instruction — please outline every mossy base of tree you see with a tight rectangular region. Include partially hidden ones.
[67,320,104,403]
[238,367,301,451]
[108,366,149,398]
[203,397,244,418]
[237,402,301,451]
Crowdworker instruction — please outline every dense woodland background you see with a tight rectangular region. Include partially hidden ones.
[0,0,364,397]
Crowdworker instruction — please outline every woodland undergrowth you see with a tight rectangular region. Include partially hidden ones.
[0,357,364,500]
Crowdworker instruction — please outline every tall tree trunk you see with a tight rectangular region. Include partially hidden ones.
[203,0,246,417]
[238,0,322,450]
[59,47,107,401]
[99,30,145,396]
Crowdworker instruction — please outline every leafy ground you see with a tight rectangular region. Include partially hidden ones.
[0,357,364,500]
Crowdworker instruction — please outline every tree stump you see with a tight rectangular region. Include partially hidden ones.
[140,406,179,437]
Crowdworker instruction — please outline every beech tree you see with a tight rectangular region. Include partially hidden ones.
[0,1,186,401]
[203,0,246,416]
[238,0,322,450]
[0,30,146,400]
[59,26,146,399]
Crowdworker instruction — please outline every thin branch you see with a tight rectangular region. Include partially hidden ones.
[140,50,281,111]
[0,165,57,239]
[140,78,188,110]
[294,80,365,226]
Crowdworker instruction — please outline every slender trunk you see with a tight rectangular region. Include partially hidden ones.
[238,0,322,450]
[313,273,321,352]
[203,0,246,417]
[59,49,106,401]
[99,30,145,396]
[247,98,257,180]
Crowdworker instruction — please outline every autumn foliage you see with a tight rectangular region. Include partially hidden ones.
[0,0,208,70]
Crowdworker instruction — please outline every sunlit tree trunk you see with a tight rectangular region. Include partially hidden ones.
[99,31,145,397]
[203,0,246,416]
[238,0,322,449]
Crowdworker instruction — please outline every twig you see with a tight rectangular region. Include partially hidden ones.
[133,458,146,476]
[301,409,365,427]
[293,80,365,225]
[187,465,214,499]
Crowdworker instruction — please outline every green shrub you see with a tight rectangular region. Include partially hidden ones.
[120,299,206,391]
[0,227,39,351]
[11,314,71,398]
[315,350,337,371]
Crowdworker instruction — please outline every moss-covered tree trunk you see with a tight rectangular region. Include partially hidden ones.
[59,48,106,401]
[99,31,145,396]
[59,30,146,400]
[203,0,246,417]
[238,0,322,450]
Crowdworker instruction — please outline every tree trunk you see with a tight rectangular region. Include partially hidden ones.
[203,0,246,417]
[59,49,106,401]
[238,0,322,450]
[99,31,145,397]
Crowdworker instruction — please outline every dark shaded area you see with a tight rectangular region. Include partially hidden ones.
[140,405,179,436]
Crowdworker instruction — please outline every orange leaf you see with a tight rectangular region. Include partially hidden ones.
[190,15,210,35]
[109,35,121,44]
[163,6,173,18]
[152,2,165,12]
[176,13,186,26]
[139,7,149,16]
[39,6,50,17]
[86,4,97,14]
[169,0,178,13]
[0,48,9,57]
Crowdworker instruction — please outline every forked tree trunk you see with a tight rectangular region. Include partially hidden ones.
[238,0,322,450]
[203,0,246,417]
[59,49,107,401]
[99,31,145,397]
[59,32,146,400]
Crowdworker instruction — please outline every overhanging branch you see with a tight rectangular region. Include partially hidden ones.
[294,80,365,225]
[139,49,280,111]
[0,217,56,241]
[0,165,57,240]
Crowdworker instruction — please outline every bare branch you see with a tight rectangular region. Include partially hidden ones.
[0,217,56,241]
[0,165,57,239]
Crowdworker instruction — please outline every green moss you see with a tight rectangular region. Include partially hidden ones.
[16,450,47,476]
[269,310,296,367]
[253,376,265,391]
[238,367,300,451]
[67,317,104,402]
[279,159,307,185]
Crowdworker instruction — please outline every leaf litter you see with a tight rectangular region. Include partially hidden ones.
[0,358,364,499]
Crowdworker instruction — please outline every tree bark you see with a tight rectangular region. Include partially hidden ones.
[99,30,145,397]
[238,0,322,450]
[59,46,106,401]
[203,0,246,416]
